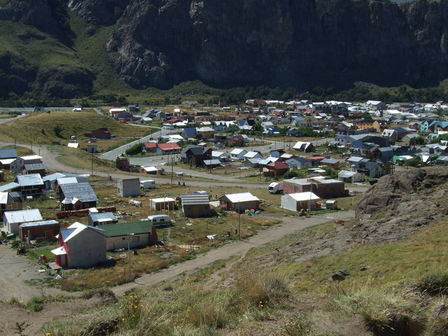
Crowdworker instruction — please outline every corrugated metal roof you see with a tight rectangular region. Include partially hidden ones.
[89,212,117,222]
[16,174,43,187]
[0,148,17,159]
[20,220,59,228]
[287,192,320,201]
[0,183,19,192]
[150,197,175,203]
[57,177,78,185]
[61,222,105,242]
[4,209,42,224]
[180,193,210,206]
[24,163,45,171]
[224,192,260,203]
[98,221,153,237]
[60,183,98,203]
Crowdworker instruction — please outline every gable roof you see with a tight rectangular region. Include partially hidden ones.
[287,192,320,201]
[60,183,98,203]
[15,174,44,187]
[4,209,42,224]
[158,143,181,151]
[180,193,210,206]
[60,222,105,242]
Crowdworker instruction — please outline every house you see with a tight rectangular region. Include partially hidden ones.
[181,145,212,167]
[3,209,43,234]
[219,192,261,212]
[197,126,215,139]
[264,161,289,177]
[182,127,198,139]
[15,174,45,197]
[117,178,140,197]
[85,128,112,140]
[0,192,22,217]
[143,142,158,153]
[0,148,17,169]
[230,148,247,160]
[88,212,117,226]
[355,120,382,133]
[338,170,364,183]
[52,223,107,268]
[59,183,98,210]
[180,192,211,218]
[286,157,312,169]
[156,143,181,155]
[281,192,320,212]
[11,155,44,174]
[43,173,89,190]
[23,162,46,175]
[19,220,60,242]
[244,151,263,161]
[212,151,229,161]
[347,157,385,178]
[382,129,399,142]
[293,142,315,152]
[283,177,348,198]
[150,197,176,210]
[98,221,158,251]
[320,158,340,169]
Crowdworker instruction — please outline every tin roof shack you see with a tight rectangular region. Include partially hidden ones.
[3,209,42,234]
[15,174,44,197]
[11,155,43,174]
[19,220,59,242]
[264,161,289,177]
[85,128,112,140]
[283,177,348,199]
[59,183,98,210]
[281,192,321,212]
[219,192,261,213]
[0,148,17,160]
[0,192,22,217]
[88,212,118,226]
[150,197,176,211]
[116,157,131,171]
[118,178,140,197]
[320,158,340,169]
[52,223,107,269]
[98,221,158,251]
[180,192,211,218]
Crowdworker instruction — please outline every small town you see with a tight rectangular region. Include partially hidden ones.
[0,97,447,334]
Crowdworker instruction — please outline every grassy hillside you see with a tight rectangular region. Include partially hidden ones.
[0,109,153,149]
[38,214,448,336]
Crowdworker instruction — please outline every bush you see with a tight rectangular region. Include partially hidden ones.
[26,297,44,312]
[416,273,448,296]
[125,143,143,156]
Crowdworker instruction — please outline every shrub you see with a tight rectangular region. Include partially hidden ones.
[416,273,448,296]
[120,294,142,329]
[125,143,143,156]
[26,297,44,312]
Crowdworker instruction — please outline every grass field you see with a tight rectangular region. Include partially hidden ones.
[0,110,155,150]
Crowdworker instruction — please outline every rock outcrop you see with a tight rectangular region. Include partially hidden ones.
[355,167,448,242]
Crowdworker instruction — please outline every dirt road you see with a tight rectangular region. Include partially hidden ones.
[113,210,355,295]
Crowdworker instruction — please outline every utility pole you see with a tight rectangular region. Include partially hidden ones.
[91,151,94,176]
[170,154,174,185]
[238,203,241,240]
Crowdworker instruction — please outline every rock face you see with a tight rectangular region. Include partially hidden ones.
[2,0,448,96]
[355,167,448,242]
[100,0,448,89]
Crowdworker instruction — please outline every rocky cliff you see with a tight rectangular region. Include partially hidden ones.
[77,0,448,90]
[2,0,448,97]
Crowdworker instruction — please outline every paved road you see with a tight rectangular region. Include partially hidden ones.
[113,210,355,295]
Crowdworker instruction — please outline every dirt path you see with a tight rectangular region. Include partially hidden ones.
[0,245,62,303]
[112,210,355,295]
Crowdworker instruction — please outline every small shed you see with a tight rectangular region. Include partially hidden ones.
[118,178,140,197]
[219,192,261,212]
[180,192,211,218]
[19,220,60,242]
[281,192,320,212]
[3,209,43,234]
[150,197,176,210]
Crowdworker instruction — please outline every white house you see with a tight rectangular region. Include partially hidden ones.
[3,209,43,234]
[243,151,263,161]
[281,192,320,212]
[230,148,247,160]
